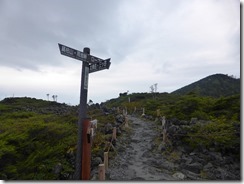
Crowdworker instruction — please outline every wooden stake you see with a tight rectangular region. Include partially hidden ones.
[112,127,116,140]
[104,152,108,171]
[162,116,166,130]
[142,108,145,116]
[157,109,160,117]
[98,164,105,180]
[125,116,129,128]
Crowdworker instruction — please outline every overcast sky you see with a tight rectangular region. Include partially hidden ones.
[0,0,240,105]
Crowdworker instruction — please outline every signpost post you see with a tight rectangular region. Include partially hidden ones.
[58,43,111,180]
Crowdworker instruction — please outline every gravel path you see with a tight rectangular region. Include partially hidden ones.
[108,115,175,181]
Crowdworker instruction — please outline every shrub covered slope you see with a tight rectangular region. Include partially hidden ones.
[0,73,240,180]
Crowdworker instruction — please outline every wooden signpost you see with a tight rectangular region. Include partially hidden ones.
[58,43,111,180]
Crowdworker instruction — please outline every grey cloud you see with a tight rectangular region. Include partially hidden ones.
[0,0,122,70]
[0,0,240,104]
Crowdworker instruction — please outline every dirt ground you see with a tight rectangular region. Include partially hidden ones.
[108,115,176,180]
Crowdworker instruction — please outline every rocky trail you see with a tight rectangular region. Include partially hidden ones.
[108,115,175,180]
[105,115,240,181]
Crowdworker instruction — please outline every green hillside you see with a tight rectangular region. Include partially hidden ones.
[0,97,79,179]
[0,73,240,180]
[171,74,240,97]
[104,92,240,122]
[103,74,240,157]
[0,97,117,180]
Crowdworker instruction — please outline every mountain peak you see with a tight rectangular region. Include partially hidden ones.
[171,73,240,97]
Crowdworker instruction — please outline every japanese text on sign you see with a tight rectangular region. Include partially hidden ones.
[59,44,87,61]
[89,59,110,73]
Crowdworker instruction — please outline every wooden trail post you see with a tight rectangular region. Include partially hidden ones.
[142,108,145,116]
[162,116,166,129]
[58,44,111,180]
[161,116,167,143]
[133,107,137,114]
[157,109,160,117]
[104,152,109,171]
[112,127,117,140]
[98,164,105,180]
[125,116,129,128]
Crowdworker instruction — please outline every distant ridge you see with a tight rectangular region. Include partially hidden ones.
[171,74,240,97]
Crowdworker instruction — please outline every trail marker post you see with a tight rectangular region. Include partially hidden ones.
[58,43,111,180]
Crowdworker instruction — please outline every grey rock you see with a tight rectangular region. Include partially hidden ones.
[117,127,122,136]
[203,162,213,171]
[91,157,103,169]
[172,172,186,180]
[190,118,198,125]
[213,167,240,180]
[116,114,125,124]
[176,146,186,153]
[160,159,176,171]
[90,169,98,180]
[53,163,62,175]
[168,125,177,134]
[223,156,234,164]
[180,120,189,125]
[184,145,194,153]
[131,177,146,180]
[142,150,151,158]
[214,167,228,180]
[104,123,113,134]
[183,162,203,174]
[192,156,207,165]
[158,142,166,152]
[182,169,201,180]
[208,152,224,165]
[171,118,180,125]
[181,155,193,165]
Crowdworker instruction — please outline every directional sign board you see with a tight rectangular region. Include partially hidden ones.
[58,43,88,62]
[89,59,111,73]
[87,55,104,63]
[58,43,107,64]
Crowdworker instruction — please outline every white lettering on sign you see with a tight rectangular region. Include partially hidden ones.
[61,45,73,56]
[61,45,87,60]
[77,50,87,59]
[89,60,110,73]
[61,46,66,52]
[84,66,89,90]
[91,56,103,63]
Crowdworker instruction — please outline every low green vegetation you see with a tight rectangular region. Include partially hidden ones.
[0,74,240,179]
[0,97,115,180]
[0,98,78,179]
[104,92,240,158]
